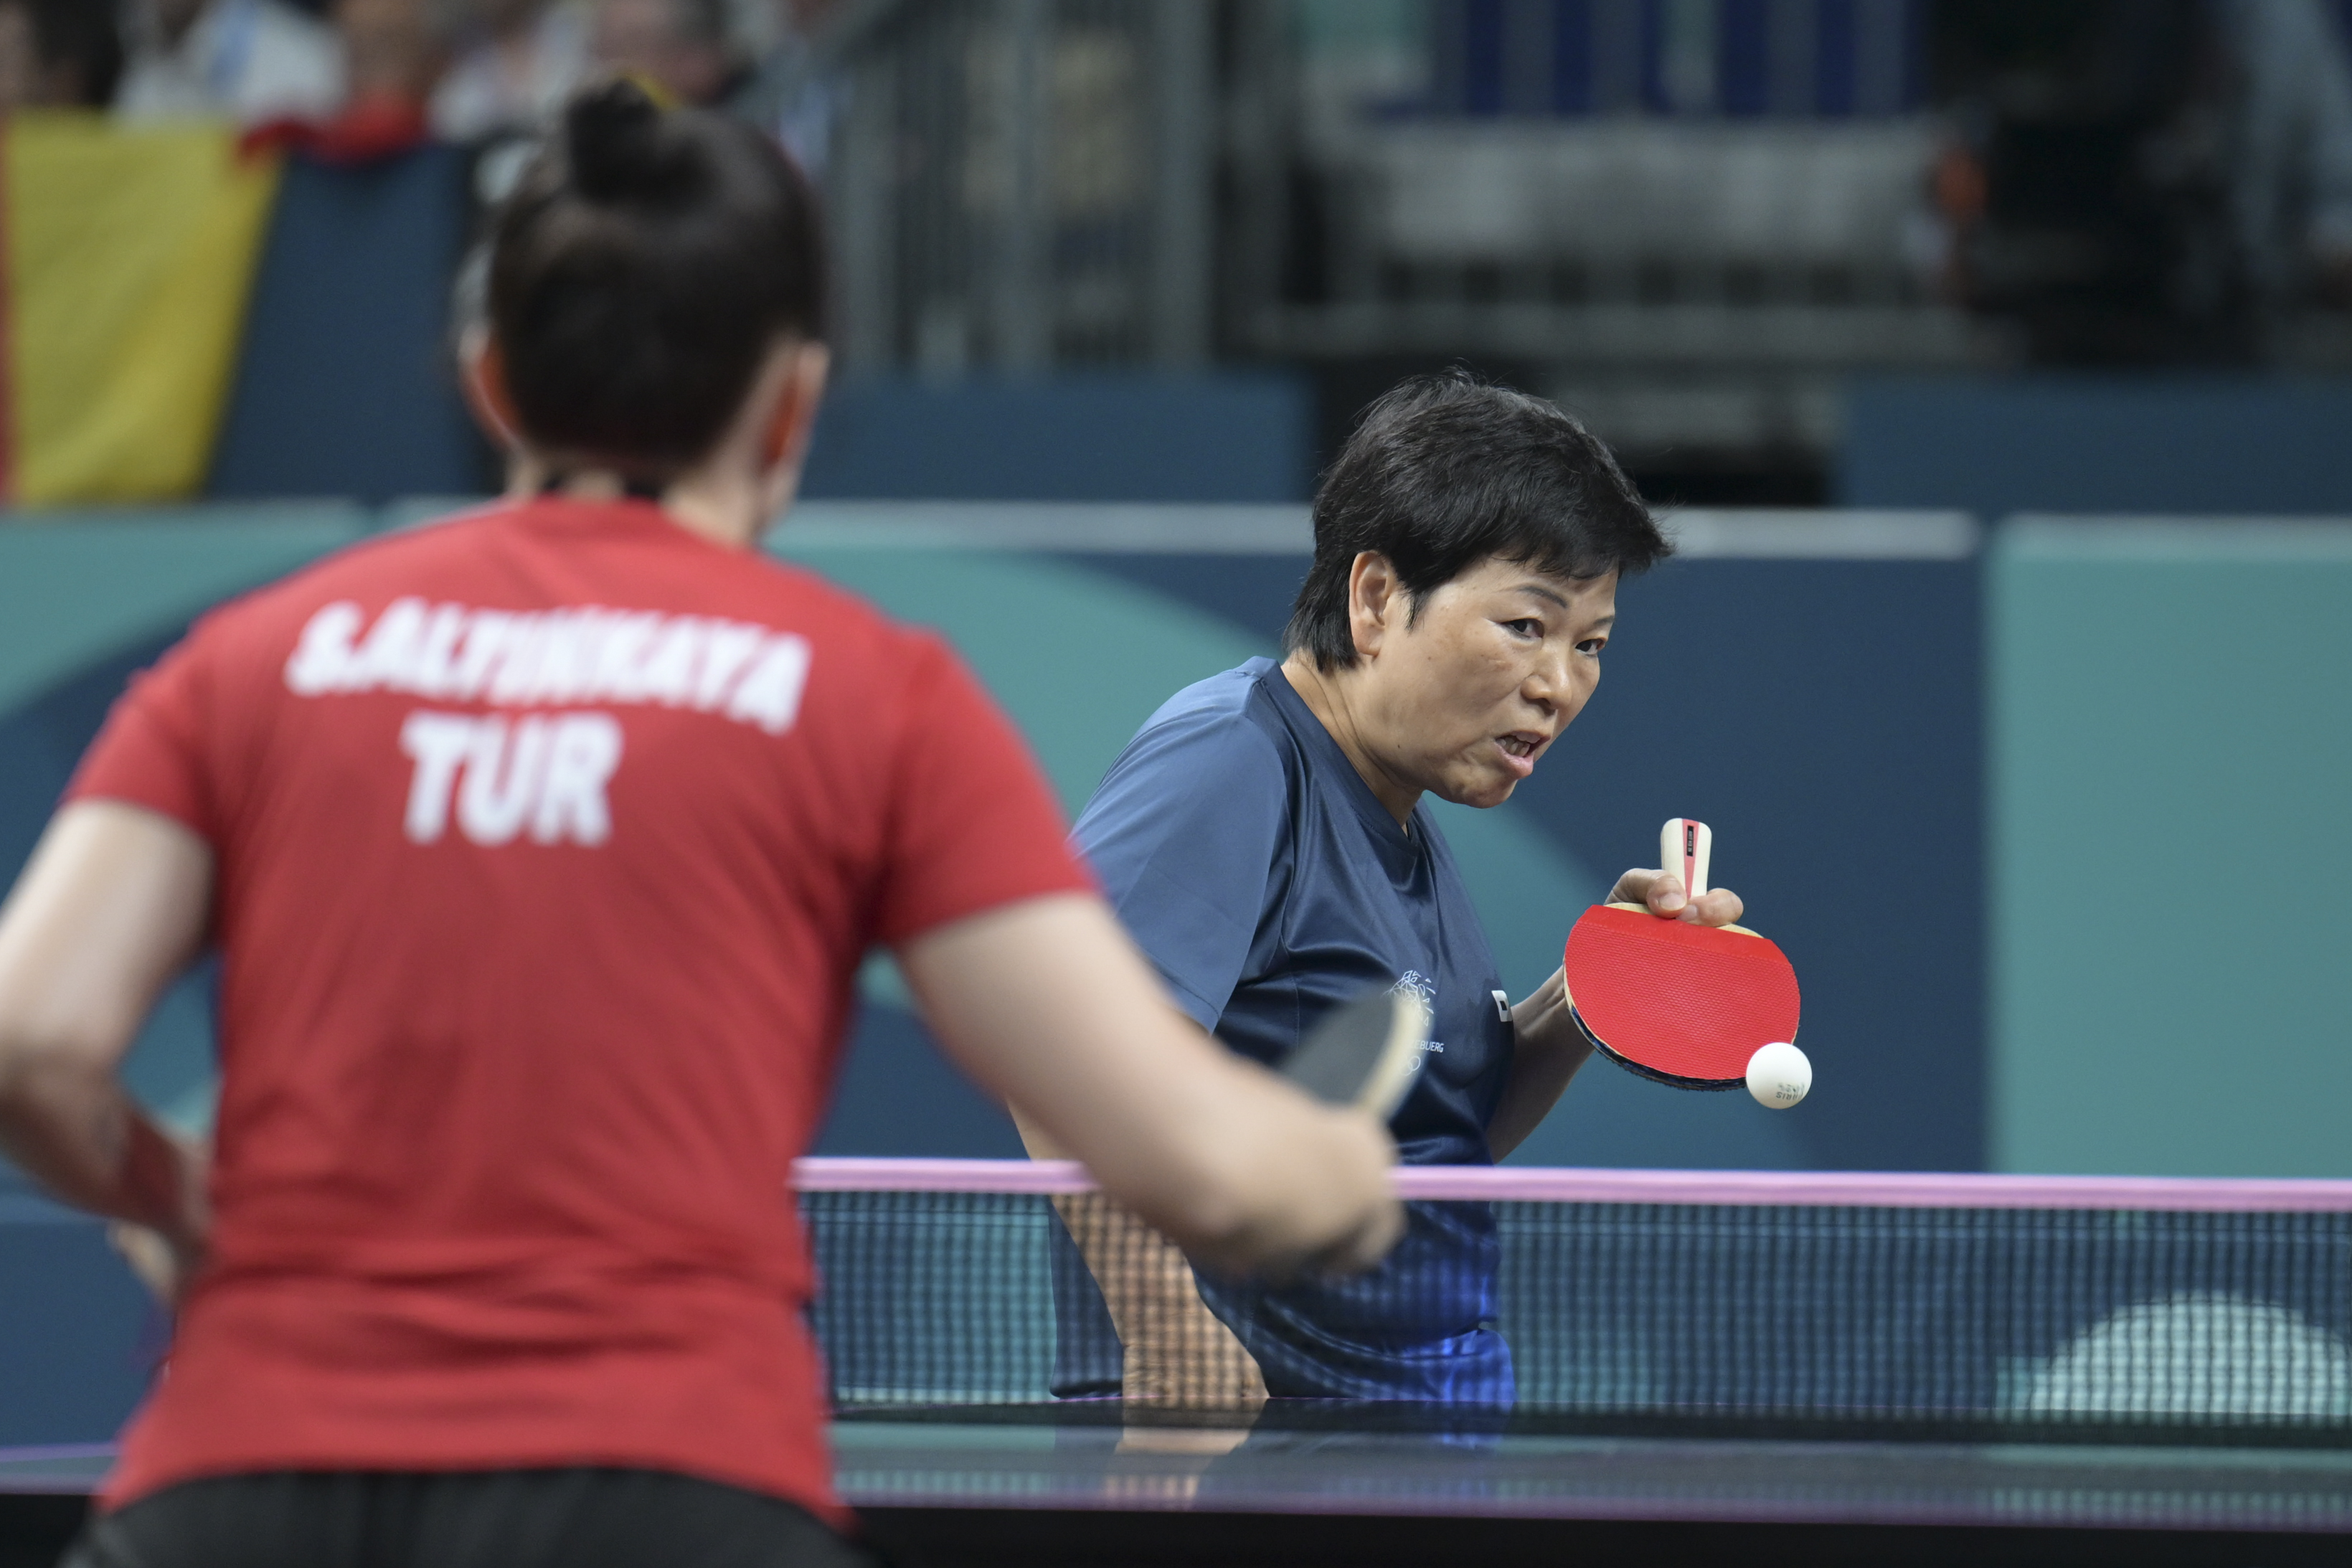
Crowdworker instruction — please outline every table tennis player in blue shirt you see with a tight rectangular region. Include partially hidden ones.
[1042,373,1752,1407]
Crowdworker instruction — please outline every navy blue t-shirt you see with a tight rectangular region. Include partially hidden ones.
[1065,658,1516,1403]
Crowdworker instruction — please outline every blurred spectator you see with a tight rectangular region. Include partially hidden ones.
[115,0,347,123]
[1933,0,2352,362]
[339,0,441,110]
[1933,0,2239,363]
[728,0,839,177]
[0,0,123,108]
[2222,0,2352,308]
[429,0,586,140]
[591,0,737,108]
[242,0,443,159]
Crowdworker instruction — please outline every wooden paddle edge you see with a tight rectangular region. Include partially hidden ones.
[1602,901,1765,938]
[1565,999,1745,1092]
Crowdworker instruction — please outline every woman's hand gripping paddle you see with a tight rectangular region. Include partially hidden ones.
[1562,819,1802,1091]
[1280,986,1432,1120]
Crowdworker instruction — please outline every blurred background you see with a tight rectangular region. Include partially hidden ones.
[5,0,2352,1442]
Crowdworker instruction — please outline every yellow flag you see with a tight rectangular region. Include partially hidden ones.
[4,115,281,505]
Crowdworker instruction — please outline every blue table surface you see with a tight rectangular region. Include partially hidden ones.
[10,1427,2352,1534]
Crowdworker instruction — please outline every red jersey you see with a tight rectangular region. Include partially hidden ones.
[65,497,1092,1524]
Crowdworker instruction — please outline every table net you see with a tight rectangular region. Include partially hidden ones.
[800,1161,2352,1444]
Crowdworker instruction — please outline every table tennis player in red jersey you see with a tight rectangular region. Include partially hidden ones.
[0,82,1400,1568]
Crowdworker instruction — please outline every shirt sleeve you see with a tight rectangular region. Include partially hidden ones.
[62,626,222,843]
[870,635,1095,945]
[1071,704,1288,1030]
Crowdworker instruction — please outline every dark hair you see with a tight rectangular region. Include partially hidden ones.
[1285,372,1667,670]
[488,80,824,480]
[24,0,123,107]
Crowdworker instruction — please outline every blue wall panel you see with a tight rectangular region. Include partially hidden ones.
[798,377,1313,504]
[1077,548,1985,1174]
[1842,377,2352,518]
[207,148,490,504]
[0,1205,157,1446]
[1,514,1986,1182]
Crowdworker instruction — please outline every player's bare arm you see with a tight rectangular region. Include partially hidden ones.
[896,893,1402,1277]
[0,802,213,1290]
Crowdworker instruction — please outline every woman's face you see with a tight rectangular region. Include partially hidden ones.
[1350,554,1617,811]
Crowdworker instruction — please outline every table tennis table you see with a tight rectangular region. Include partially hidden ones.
[9,1157,2352,1564]
[7,1422,2352,1567]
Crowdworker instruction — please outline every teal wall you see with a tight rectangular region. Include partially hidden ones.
[14,498,2348,1445]
[0,507,371,1143]
[0,506,367,719]
[779,508,1989,1176]
[1990,518,2352,1177]
[9,504,1971,1182]
[11,504,2346,1182]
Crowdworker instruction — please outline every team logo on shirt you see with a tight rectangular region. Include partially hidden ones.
[1390,970,1444,1067]
[283,599,816,849]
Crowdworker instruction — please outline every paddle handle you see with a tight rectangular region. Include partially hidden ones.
[1662,818,1711,899]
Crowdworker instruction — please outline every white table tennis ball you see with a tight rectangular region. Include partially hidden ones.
[1746,1042,1810,1109]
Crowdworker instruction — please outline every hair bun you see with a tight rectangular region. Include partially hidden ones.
[567,79,695,203]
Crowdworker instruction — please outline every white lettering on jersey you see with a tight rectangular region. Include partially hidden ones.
[724,635,813,734]
[635,616,702,706]
[486,615,552,705]
[447,610,518,700]
[284,602,364,694]
[590,612,661,702]
[351,598,429,691]
[286,600,816,737]
[694,622,767,709]
[458,714,551,844]
[526,611,605,705]
[534,712,622,844]
[400,709,624,847]
[397,711,473,841]
[412,604,469,696]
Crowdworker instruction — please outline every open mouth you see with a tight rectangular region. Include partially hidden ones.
[1494,733,1546,777]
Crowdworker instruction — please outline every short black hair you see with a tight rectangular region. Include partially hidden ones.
[488,80,824,481]
[22,0,122,106]
[1285,372,1668,669]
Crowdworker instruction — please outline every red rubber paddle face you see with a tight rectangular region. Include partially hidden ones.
[1562,905,1801,1088]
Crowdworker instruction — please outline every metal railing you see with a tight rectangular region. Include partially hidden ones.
[825,0,1212,375]
[816,1,1998,471]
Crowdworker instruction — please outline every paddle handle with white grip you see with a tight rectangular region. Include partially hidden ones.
[1661,818,1711,900]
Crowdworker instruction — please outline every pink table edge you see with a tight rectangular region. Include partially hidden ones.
[792,1158,2352,1212]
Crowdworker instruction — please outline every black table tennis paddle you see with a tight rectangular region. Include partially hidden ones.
[1280,986,1430,1120]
